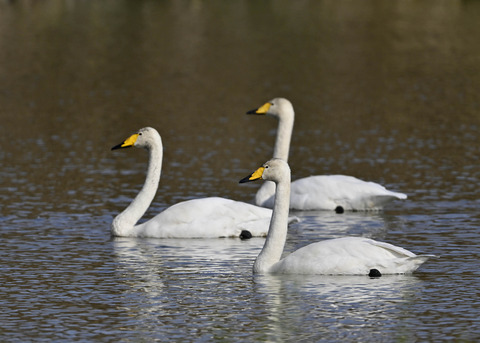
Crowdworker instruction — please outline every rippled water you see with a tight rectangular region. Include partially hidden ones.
[1,1,479,342]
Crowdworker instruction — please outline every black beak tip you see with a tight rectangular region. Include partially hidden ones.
[239,175,252,184]
[246,109,258,115]
[111,143,127,151]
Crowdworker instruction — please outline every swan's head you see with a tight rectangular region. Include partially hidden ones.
[111,127,161,151]
[246,98,294,120]
[240,158,291,184]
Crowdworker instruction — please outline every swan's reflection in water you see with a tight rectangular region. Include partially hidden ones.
[290,210,389,237]
[111,237,265,337]
[253,273,425,341]
[112,236,264,296]
[112,236,264,269]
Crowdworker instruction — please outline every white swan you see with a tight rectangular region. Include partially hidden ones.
[247,98,407,212]
[240,159,433,275]
[111,127,279,239]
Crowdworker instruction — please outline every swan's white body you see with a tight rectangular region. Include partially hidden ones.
[240,159,433,275]
[113,196,273,238]
[247,98,407,211]
[111,127,276,238]
[255,175,407,211]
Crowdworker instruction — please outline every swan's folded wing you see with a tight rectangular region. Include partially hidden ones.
[139,197,272,238]
[290,175,407,210]
[270,237,433,275]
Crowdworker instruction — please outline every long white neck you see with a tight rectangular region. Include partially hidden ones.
[253,175,291,274]
[111,140,163,237]
[272,110,294,162]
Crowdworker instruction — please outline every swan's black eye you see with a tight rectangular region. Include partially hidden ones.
[139,132,143,135]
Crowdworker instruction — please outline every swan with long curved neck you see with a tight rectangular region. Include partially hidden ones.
[111,127,278,238]
[240,159,433,275]
[247,98,407,212]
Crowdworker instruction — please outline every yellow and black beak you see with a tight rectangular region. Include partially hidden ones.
[111,133,139,150]
[246,102,272,115]
[239,166,265,183]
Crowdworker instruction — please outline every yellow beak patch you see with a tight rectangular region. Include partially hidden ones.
[121,133,139,148]
[255,102,272,114]
[112,133,139,150]
[250,166,265,180]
